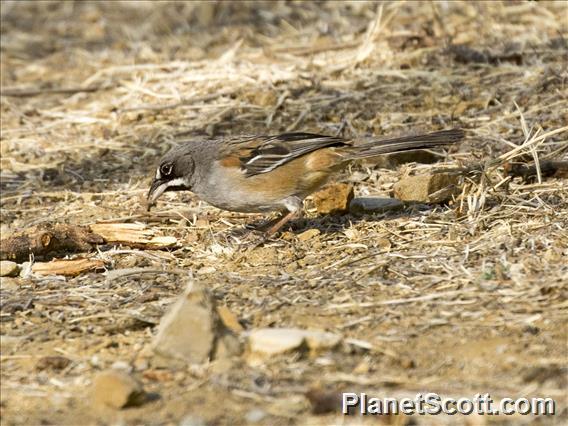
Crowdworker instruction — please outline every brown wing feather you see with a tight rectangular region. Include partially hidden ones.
[220,133,349,177]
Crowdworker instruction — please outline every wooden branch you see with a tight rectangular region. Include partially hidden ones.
[0,223,178,262]
[32,258,105,277]
[120,92,227,113]
[89,223,177,249]
[0,224,104,263]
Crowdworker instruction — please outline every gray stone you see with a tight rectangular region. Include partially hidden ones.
[349,197,405,215]
[152,282,241,365]
[111,360,133,373]
[19,262,32,278]
[0,261,19,277]
[248,328,307,356]
[179,416,206,426]
[245,409,267,423]
[248,328,342,357]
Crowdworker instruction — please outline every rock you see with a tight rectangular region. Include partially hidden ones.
[349,197,405,215]
[297,228,321,242]
[214,333,242,361]
[312,183,354,215]
[248,328,307,357]
[306,386,342,414]
[366,150,440,169]
[111,360,133,373]
[248,328,341,358]
[0,277,19,291]
[36,355,72,372]
[393,172,460,203]
[92,370,146,409]
[179,416,206,426]
[0,261,19,277]
[89,355,102,368]
[245,409,267,423]
[152,282,241,365]
[303,330,342,350]
[217,306,244,333]
[19,262,32,278]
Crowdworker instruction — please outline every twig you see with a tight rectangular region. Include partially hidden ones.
[0,85,111,97]
[121,92,229,113]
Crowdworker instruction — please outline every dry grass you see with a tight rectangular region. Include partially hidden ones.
[1,1,567,425]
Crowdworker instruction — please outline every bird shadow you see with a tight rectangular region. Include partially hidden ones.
[224,197,429,247]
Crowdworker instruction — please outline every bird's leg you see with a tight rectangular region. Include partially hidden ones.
[264,210,300,236]
[264,197,302,236]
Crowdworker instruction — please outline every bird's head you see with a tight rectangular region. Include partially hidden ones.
[146,147,195,210]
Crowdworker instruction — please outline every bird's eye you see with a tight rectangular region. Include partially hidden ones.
[160,163,173,176]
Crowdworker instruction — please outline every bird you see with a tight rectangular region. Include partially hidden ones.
[147,128,464,235]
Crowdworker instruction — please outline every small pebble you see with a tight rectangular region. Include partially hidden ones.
[179,416,206,426]
[297,228,321,242]
[0,261,19,277]
[92,370,146,409]
[245,409,267,423]
[349,197,404,215]
[111,360,133,373]
[36,355,72,372]
[248,328,306,356]
[248,328,342,357]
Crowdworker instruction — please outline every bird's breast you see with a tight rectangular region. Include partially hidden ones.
[193,152,343,213]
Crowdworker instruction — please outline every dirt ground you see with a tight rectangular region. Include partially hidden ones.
[1,1,567,425]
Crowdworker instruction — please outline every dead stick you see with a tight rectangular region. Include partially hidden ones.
[0,222,178,262]
[0,224,104,262]
[120,91,229,113]
[0,85,111,97]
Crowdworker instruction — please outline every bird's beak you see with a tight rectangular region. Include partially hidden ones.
[146,177,191,211]
[146,179,167,211]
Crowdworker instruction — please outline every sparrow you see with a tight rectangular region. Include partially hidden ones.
[147,128,464,235]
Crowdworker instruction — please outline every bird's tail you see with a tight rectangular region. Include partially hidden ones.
[345,128,464,160]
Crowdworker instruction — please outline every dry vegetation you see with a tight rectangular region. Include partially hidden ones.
[1,1,567,425]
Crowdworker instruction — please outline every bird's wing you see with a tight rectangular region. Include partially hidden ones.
[219,132,349,177]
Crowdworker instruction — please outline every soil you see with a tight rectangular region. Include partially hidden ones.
[1,2,566,425]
